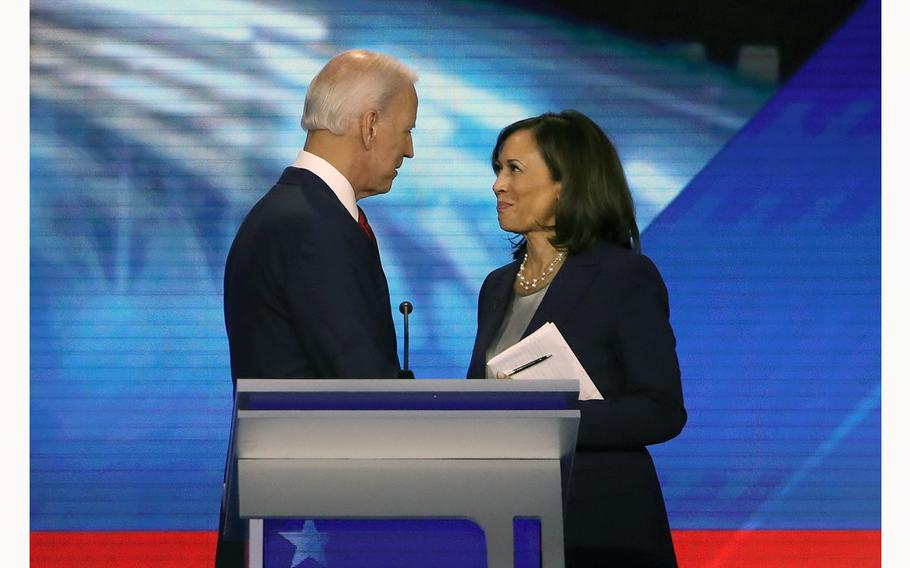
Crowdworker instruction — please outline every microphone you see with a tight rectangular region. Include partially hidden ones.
[398,301,414,378]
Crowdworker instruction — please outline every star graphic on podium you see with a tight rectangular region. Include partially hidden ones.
[279,520,329,567]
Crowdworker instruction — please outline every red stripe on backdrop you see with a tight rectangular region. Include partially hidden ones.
[31,530,880,568]
[671,530,881,568]
[31,531,217,568]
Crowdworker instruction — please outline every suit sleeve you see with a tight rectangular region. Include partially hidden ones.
[282,217,400,379]
[466,272,496,379]
[575,254,687,449]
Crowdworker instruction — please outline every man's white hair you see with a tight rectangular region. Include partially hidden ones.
[301,49,418,135]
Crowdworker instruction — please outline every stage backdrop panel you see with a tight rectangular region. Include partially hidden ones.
[31,0,877,548]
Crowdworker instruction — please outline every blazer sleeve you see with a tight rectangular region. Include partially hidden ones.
[576,254,687,449]
[282,216,400,379]
[466,270,496,379]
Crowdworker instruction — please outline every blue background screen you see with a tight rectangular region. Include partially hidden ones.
[30,0,879,538]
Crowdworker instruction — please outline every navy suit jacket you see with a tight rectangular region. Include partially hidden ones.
[224,166,400,382]
[216,167,400,568]
[467,241,686,567]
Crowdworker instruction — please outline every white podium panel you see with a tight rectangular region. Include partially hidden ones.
[224,379,580,568]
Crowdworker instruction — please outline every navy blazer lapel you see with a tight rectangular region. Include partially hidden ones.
[473,261,519,361]
[522,249,602,339]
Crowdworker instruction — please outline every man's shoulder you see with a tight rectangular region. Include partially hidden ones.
[249,168,339,218]
[268,167,333,202]
[229,169,349,254]
[273,166,331,192]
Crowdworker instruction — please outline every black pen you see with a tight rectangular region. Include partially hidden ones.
[504,353,553,377]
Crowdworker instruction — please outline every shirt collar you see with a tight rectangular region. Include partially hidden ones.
[291,150,358,221]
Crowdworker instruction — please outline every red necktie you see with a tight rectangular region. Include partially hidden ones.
[357,206,378,248]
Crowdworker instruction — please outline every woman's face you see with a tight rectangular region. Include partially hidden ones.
[492,129,561,235]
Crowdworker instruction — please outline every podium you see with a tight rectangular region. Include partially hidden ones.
[223,379,580,568]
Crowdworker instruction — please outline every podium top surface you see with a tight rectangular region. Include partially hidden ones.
[236,378,578,393]
[234,379,580,412]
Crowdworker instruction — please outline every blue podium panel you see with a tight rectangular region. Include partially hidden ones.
[238,390,579,412]
[261,518,542,568]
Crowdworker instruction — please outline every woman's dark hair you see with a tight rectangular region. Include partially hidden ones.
[492,110,640,259]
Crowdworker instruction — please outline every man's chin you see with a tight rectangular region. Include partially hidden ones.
[360,182,394,199]
[382,174,398,192]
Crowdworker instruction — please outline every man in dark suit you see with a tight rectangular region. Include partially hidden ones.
[215,49,419,567]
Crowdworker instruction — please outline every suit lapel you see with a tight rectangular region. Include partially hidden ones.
[522,249,601,339]
[473,262,519,363]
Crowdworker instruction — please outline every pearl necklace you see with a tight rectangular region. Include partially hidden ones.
[517,251,566,292]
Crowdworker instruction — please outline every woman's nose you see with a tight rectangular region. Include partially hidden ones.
[492,173,506,194]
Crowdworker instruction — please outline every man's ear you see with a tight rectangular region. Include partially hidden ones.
[360,110,379,150]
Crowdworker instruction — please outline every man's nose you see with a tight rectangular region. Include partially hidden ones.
[404,135,414,159]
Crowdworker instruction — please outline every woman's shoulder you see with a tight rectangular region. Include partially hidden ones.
[482,258,520,286]
[575,239,645,264]
[577,241,666,285]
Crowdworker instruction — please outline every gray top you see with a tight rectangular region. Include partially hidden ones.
[485,284,550,378]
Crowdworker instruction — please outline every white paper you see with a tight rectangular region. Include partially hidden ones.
[487,322,604,400]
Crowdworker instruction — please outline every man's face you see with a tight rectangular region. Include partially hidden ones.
[361,85,417,197]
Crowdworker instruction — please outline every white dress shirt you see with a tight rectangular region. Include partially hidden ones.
[291,149,358,221]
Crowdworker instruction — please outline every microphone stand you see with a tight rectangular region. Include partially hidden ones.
[398,301,414,378]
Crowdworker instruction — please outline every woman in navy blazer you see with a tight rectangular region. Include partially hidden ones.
[467,110,686,567]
